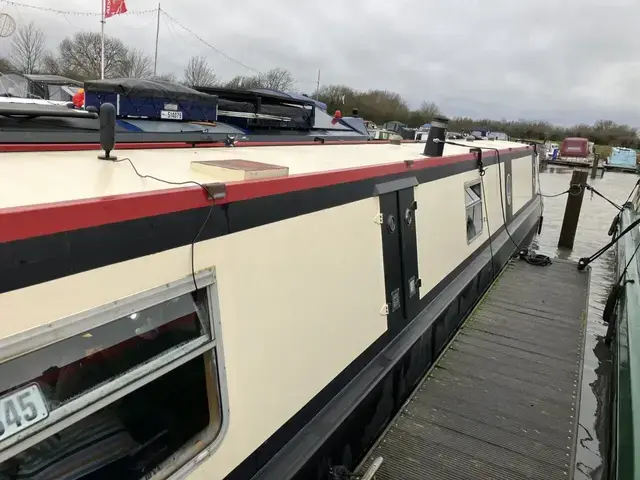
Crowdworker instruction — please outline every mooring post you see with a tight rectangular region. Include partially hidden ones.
[558,170,589,249]
[590,153,599,180]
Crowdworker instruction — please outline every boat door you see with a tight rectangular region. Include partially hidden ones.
[377,179,421,336]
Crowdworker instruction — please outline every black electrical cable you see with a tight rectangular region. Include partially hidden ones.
[436,140,515,247]
[477,160,495,279]
[534,146,544,232]
[113,157,221,291]
[445,141,549,271]
[516,247,552,266]
[473,144,552,266]
[480,146,521,251]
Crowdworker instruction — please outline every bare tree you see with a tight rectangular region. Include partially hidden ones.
[58,32,127,79]
[151,73,178,83]
[182,56,217,87]
[118,49,153,78]
[0,57,14,73]
[225,75,262,89]
[41,53,62,76]
[259,68,294,91]
[10,22,45,74]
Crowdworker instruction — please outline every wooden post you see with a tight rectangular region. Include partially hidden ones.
[590,153,599,179]
[558,170,589,249]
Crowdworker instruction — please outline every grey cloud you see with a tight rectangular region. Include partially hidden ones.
[5,0,640,125]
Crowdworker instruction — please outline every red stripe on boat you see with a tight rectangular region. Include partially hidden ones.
[0,146,530,242]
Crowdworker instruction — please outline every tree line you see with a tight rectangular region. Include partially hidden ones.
[2,22,638,149]
[316,85,640,148]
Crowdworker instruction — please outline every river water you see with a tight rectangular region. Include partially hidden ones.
[533,166,638,479]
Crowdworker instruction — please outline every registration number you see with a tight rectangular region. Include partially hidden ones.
[160,110,183,120]
[0,384,49,442]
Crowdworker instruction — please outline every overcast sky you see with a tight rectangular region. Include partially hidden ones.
[0,0,638,126]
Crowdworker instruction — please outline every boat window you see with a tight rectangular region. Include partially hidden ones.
[465,180,483,242]
[47,85,79,102]
[0,270,226,480]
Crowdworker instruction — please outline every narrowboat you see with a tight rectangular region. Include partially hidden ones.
[608,189,640,479]
[0,80,542,480]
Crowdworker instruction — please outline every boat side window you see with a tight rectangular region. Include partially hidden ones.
[465,180,483,243]
[0,269,227,480]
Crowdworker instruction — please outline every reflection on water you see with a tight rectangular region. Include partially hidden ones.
[533,167,638,480]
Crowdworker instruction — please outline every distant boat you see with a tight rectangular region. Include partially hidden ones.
[0,73,82,102]
[607,147,639,173]
[559,137,592,164]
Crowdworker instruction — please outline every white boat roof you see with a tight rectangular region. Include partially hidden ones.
[0,139,527,210]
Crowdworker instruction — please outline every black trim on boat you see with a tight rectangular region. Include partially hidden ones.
[0,150,528,295]
[239,197,541,480]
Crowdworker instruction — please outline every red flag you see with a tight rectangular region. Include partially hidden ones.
[105,0,128,18]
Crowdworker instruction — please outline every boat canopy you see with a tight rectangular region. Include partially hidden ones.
[249,88,327,111]
[0,73,81,102]
[0,79,370,144]
[560,137,589,158]
[85,78,218,103]
[609,147,637,167]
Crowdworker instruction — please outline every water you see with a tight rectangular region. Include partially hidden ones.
[533,167,638,479]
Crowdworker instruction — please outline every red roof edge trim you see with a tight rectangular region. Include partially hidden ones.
[0,146,530,243]
[0,139,416,153]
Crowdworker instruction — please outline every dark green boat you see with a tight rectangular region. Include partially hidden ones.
[610,192,640,479]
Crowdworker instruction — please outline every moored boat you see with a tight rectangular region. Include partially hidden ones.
[608,190,640,479]
[0,84,542,479]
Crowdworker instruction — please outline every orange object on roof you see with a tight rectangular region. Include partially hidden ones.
[72,88,85,109]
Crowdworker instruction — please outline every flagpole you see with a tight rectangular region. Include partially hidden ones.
[100,0,105,79]
[153,3,160,76]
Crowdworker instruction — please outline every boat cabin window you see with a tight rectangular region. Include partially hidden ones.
[0,270,226,480]
[465,180,483,242]
[46,85,80,102]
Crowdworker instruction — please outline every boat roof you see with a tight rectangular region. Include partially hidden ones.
[23,74,82,86]
[86,78,217,103]
[0,139,528,212]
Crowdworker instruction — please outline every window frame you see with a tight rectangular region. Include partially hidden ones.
[0,268,229,476]
[465,179,484,244]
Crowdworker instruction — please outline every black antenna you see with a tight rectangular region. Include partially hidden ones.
[98,102,117,160]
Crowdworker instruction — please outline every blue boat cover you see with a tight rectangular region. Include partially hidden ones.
[609,147,637,167]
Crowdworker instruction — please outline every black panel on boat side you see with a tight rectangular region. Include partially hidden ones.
[378,192,405,335]
[397,188,420,321]
[378,186,420,337]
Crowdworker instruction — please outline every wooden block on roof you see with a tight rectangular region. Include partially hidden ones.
[190,159,289,182]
